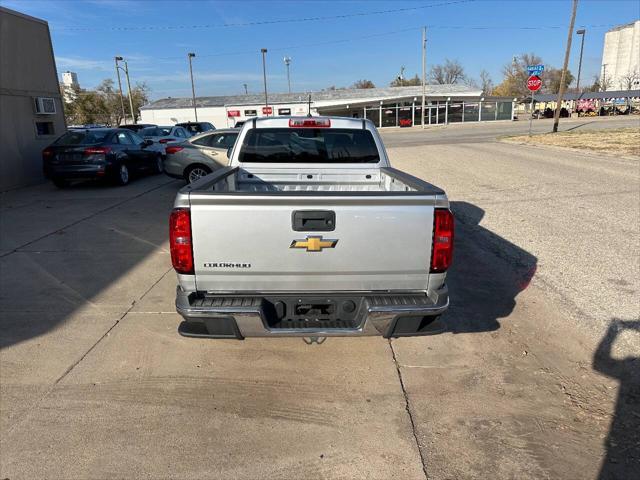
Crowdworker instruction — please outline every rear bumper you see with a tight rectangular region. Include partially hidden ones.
[176,287,449,339]
[44,164,109,179]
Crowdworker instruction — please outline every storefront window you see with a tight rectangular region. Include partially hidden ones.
[496,101,513,120]
[463,103,479,122]
[481,102,496,121]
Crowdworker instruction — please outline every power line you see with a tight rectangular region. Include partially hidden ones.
[52,0,474,31]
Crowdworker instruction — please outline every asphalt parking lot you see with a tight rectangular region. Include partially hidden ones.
[1,117,639,479]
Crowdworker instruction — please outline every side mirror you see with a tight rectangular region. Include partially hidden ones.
[226,147,232,160]
[143,139,153,147]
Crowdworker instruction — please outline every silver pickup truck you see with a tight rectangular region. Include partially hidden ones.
[170,116,454,339]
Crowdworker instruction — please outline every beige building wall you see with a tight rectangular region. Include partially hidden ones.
[0,7,66,190]
[601,20,640,91]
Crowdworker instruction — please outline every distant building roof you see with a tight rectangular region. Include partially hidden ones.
[606,20,639,33]
[141,84,482,110]
[519,89,640,103]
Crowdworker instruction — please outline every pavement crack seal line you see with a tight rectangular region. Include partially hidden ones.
[388,338,430,480]
[0,179,176,259]
[4,267,174,438]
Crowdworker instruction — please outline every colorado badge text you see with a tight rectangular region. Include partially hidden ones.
[290,236,338,252]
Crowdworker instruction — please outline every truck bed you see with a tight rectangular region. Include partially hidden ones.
[183,166,445,196]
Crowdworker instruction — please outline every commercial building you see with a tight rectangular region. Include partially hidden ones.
[140,85,516,129]
[0,7,66,190]
[61,71,79,103]
[601,20,640,90]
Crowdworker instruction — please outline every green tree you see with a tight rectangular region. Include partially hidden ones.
[492,53,542,97]
[62,78,151,126]
[544,67,574,94]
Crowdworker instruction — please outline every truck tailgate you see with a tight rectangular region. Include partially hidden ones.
[189,195,435,292]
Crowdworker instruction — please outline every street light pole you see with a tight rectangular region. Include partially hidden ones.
[261,48,268,109]
[123,60,135,124]
[188,52,198,121]
[284,56,292,94]
[576,29,586,91]
[114,56,126,124]
[243,83,248,95]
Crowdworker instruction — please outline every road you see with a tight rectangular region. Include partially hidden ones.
[382,115,640,147]
[1,117,638,479]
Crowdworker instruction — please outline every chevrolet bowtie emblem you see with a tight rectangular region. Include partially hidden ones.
[290,236,338,252]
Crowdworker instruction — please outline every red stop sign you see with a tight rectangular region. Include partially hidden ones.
[527,75,542,91]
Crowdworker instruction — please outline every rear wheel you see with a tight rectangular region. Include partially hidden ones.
[185,165,211,184]
[116,163,130,186]
[52,178,69,188]
[154,154,163,174]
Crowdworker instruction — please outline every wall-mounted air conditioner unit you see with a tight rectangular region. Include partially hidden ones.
[34,97,57,115]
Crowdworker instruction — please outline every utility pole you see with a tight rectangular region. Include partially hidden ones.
[284,57,292,93]
[243,83,248,95]
[576,29,586,91]
[261,48,268,109]
[122,60,135,124]
[188,52,198,121]
[553,0,578,133]
[114,56,126,124]
[421,27,426,129]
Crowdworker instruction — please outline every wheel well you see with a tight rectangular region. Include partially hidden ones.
[183,163,211,179]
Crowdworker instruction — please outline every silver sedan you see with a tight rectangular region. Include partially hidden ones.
[140,126,192,156]
[163,129,239,183]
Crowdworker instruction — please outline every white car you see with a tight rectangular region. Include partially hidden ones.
[139,126,192,156]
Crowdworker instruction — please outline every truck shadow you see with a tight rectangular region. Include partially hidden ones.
[441,201,537,334]
[592,319,640,479]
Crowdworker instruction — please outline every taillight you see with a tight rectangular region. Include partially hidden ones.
[84,146,111,155]
[430,209,454,273]
[165,146,184,154]
[170,208,194,274]
[42,147,54,157]
[289,118,331,128]
[159,138,174,144]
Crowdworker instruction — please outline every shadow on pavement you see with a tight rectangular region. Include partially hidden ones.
[593,319,640,480]
[442,201,537,334]
[0,177,180,350]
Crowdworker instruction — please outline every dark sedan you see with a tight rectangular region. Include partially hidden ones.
[43,128,163,188]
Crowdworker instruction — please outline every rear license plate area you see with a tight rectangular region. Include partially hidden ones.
[262,295,363,329]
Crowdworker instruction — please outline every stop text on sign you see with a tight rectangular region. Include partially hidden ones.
[527,75,542,92]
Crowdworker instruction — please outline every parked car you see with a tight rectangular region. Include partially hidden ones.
[120,123,157,133]
[42,128,163,188]
[170,116,453,339]
[139,125,192,156]
[163,128,239,183]
[175,121,215,135]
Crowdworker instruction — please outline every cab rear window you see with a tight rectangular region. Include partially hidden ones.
[238,128,380,163]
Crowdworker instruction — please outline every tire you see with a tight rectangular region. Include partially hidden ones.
[52,178,69,188]
[154,154,163,174]
[185,165,211,184]
[116,163,130,186]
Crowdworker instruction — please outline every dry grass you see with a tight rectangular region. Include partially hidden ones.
[503,127,640,158]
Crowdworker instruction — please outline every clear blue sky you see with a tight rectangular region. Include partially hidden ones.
[4,0,639,99]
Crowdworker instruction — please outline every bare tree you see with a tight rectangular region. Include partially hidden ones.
[429,59,465,84]
[588,74,613,92]
[618,70,640,90]
[351,79,376,89]
[479,70,493,95]
[390,74,421,87]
